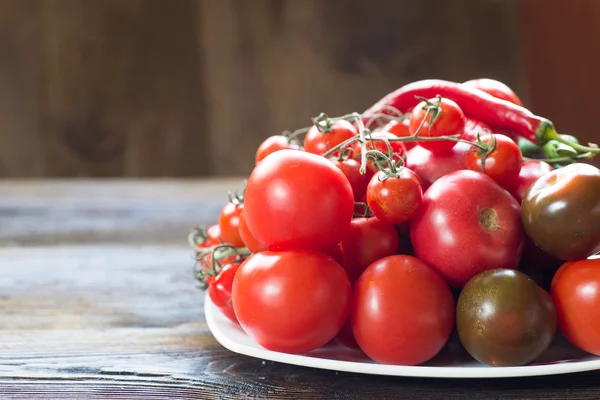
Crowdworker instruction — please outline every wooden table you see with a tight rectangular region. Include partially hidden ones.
[2,179,600,399]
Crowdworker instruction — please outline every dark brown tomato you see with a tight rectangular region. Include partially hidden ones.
[457,269,556,366]
[522,163,600,260]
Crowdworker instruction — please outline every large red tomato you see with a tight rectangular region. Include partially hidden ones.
[244,150,354,252]
[410,170,524,287]
[232,250,351,354]
[352,255,455,365]
[551,258,600,355]
[405,141,470,191]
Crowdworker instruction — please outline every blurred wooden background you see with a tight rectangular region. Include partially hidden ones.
[0,0,596,177]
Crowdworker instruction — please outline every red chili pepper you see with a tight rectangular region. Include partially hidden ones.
[362,79,557,145]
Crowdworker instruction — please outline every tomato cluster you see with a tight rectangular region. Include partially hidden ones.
[192,78,600,368]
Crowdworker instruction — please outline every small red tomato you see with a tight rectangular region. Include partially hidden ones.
[382,119,415,149]
[463,78,524,106]
[304,120,357,156]
[208,262,241,324]
[366,168,423,224]
[551,258,600,355]
[409,97,466,154]
[195,224,222,250]
[511,160,553,203]
[238,210,267,253]
[255,135,301,164]
[339,217,399,282]
[465,133,523,192]
[352,255,455,365]
[354,132,407,172]
[332,158,371,202]
[218,202,245,248]
[405,141,470,191]
[462,117,492,143]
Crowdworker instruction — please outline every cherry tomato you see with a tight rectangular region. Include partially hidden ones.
[255,135,301,164]
[366,168,423,224]
[304,120,357,156]
[405,141,470,191]
[232,250,351,354]
[238,210,267,253]
[382,119,415,149]
[352,255,455,365]
[511,160,553,203]
[463,78,524,106]
[551,258,600,355]
[353,132,407,171]
[462,117,492,143]
[410,170,524,287]
[408,97,466,154]
[339,217,399,282]
[465,133,523,192]
[208,262,241,324]
[244,150,354,252]
[218,202,245,248]
[195,224,222,250]
[332,158,371,202]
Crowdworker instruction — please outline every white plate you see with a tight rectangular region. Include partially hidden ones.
[205,293,600,378]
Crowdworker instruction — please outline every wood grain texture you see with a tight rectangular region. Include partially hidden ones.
[1,180,600,399]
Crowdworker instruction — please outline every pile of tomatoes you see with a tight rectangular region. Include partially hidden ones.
[192,78,600,367]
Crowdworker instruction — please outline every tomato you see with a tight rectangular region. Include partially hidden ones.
[551,258,600,355]
[352,255,455,365]
[255,135,301,164]
[465,133,523,192]
[462,117,492,143]
[463,78,524,106]
[382,119,415,149]
[232,250,351,354]
[408,97,466,154]
[335,317,360,350]
[366,168,423,224]
[218,202,245,248]
[405,141,470,191]
[353,132,407,171]
[511,160,553,203]
[208,262,241,324]
[410,170,524,287]
[339,217,399,282]
[522,163,600,260]
[238,210,267,253]
[244,150,354,252]
[195,224,222,250]
[304,120,357,156]
[332,158,371,202]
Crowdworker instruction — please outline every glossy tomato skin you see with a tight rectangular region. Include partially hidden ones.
[463,78,524,106]
[462,117,492,143]
[405,141,470,191]
[339,217,399,282]
[366,169,423,225]
[332,158,371,202]
[352,255,455,365]
[522,163,600,260]
[218,202,245,248]
[382,119,415,149]
[232,250,351,354]
[304,120,357,156]
[511,160,553,203]
[457,269,556,366]
[255,135,301,164]
[244,150,354,252]
[238,210,267,253]
[410,170,524,287]
[408,97,466,154]
[353,132,407,171]
[465,134,523,192]
[551,259,600,355]
[208,262,241,324]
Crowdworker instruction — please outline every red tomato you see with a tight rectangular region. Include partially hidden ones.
[195,224,222,250]
[410,170,524,287]
[335,317,360,350]
[511,160,553,203]
[366,168,423,224]
[551,258,600,355]
[353,132,407,171]
[352,255,455,365]
[382,119,415,149]
[238,210,267,253]
[255,135,301,164]
[218,202,245,248]
[463,78,524,106]
[304,120,357,156]
[332,158,371,202]
[465,133,523,192]
[405,142,470,191]
[244,150,354,252]
[408,97,466,154]
[208,262,241,324]
[232,250,351,354]
[339,217,399,282]
[462,117,492,143]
